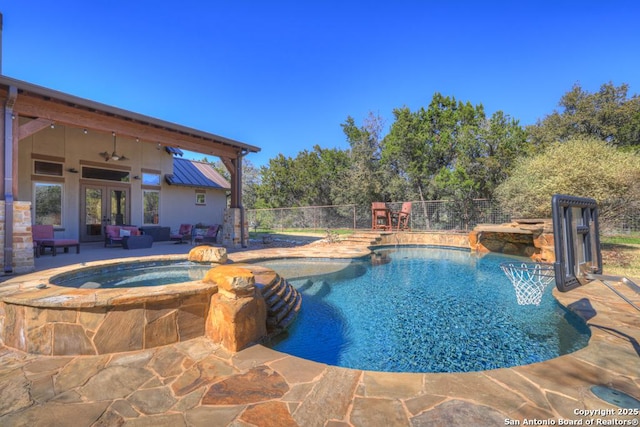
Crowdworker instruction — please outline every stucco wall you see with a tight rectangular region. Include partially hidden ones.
[17,122,227,240]
[162,184,228,233]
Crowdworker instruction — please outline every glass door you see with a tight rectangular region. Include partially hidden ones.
[80,184,130,242]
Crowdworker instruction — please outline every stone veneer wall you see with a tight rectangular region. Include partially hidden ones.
[468,220,555,262]
[375,231,470,248]
[222,208,249,249]
[0,201,35,274]
[1,291,214,355]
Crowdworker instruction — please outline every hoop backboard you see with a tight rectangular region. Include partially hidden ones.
[551,194,602,292]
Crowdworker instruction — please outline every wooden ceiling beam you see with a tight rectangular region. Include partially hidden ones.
[14,93,240,158]
[220,156,236,177]
[18,117,53,139]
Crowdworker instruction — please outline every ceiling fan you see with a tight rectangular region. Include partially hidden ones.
[100,132,128,162]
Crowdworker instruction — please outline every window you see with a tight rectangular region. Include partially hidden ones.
[34,182,62,226]
[195,192,206,205]
[143,190,160,224]
[82,166,130,182]
[34,160,63,177]
[142,172,161,186]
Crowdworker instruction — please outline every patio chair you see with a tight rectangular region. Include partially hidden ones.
[32,224,80,256]
[193,224,222,245]
[171,224,193,244]
[371,202,392,230]
[395,202,412,231]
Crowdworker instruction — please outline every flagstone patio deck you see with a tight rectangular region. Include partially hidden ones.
[1,237,639,426]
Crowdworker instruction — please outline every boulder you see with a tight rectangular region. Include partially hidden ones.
[188,246,228,264]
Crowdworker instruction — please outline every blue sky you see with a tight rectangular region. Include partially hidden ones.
[2,1,639,166]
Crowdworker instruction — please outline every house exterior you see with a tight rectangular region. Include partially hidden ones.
[0,74,259,274]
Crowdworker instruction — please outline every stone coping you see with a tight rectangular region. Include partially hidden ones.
[0,244,371,311]
[0,254,217,309]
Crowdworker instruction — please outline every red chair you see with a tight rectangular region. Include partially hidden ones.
[171,224,193,244]
[371,202,392,230]
[32,224,80,256]
[395,202,412,231]
[194,224,222,245]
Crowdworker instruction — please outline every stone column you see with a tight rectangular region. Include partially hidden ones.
[0,201,34,274]
[204,265,266,352]
[222,207,248,249]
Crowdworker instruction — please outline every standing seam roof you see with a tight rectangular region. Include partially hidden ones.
[165,157,230,189]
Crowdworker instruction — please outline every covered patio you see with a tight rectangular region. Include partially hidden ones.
[0,75,260,275]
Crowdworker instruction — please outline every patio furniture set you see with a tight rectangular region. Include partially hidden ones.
[31,223,222,257]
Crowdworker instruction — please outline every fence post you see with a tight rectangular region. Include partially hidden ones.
[353,205,356,230]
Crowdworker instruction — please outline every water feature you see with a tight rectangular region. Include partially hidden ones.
[257,246,591,373]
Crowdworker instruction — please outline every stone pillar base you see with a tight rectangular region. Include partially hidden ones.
[204,265,267,352]
[222,208,248,248]
[0,201,35,274]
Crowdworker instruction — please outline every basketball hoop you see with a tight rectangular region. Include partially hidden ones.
[500,262,556,306]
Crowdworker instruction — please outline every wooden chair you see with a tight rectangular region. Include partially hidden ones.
[371,202,392,230]
[395,202,412,231]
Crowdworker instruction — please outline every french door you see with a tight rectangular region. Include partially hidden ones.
[80,184,130,242]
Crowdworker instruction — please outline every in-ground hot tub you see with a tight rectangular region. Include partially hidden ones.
[0,254,298,356]
[0,258,219,355]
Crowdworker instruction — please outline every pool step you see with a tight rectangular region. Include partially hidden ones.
[248,265,302,337]
[341,231,387,246]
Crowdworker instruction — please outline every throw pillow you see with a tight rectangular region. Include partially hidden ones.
[119,228,131,237]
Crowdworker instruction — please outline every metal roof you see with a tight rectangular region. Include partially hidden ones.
[165,146,184,156]
[165,157,231,189]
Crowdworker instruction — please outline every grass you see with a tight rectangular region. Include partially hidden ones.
[250,228,355,237]
[600,234,640,280]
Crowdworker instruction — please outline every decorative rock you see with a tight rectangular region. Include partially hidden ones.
[188,246,228,264]
[469,220,555,262]
[203,265,255,298]
[206,291,267,352]
[203,265,266,351]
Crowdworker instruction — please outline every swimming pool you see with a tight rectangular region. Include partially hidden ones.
[257,246,591,373]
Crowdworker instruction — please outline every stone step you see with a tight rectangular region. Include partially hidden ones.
[268,287,302,329]
[275,292,302,330]
[269,283,294,314]
[257,272,302,333]
[265,277,290,303]
[341,231,389,245]
[261,275,286,300]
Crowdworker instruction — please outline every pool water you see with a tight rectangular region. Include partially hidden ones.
[258,247,591,373]
[51,261,213,288]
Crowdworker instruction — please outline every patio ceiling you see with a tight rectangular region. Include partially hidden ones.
[1,75,260,159]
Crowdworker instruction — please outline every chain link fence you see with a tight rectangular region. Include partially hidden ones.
[247,200,639,234]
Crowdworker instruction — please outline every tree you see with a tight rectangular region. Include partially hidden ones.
[196,157,261,209]
[382,93,486,201]
[255,146,349,208]
[494,138,640,223]
[527,82,640,149]
[335,113,387,206]
[454,111,530,199]
[240,159,261,209]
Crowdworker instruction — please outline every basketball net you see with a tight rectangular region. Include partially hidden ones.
[500,262,556,305]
